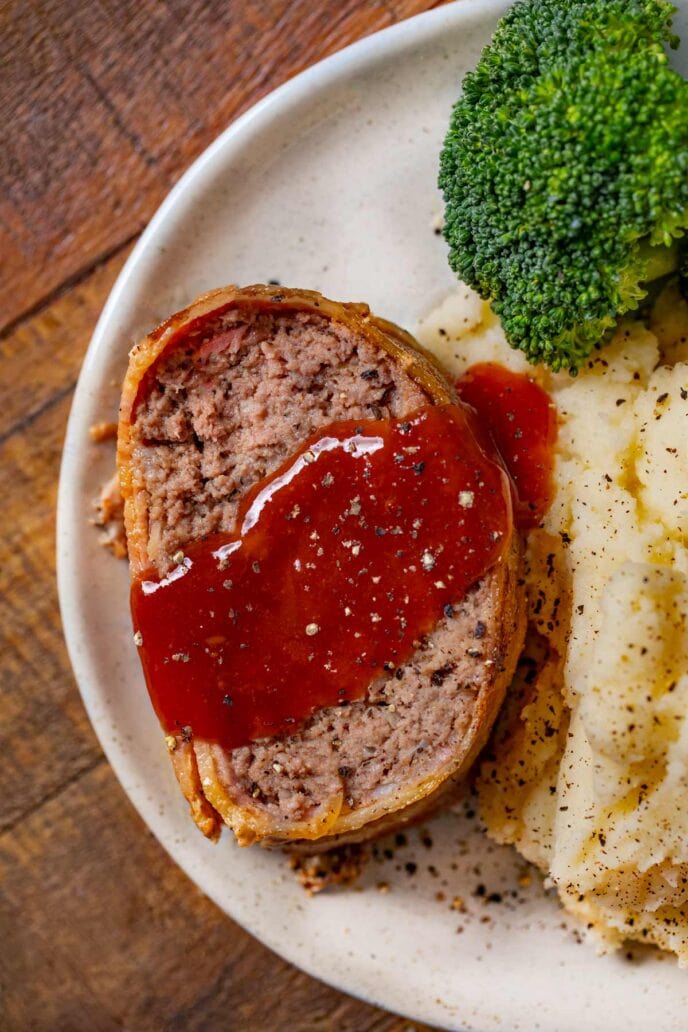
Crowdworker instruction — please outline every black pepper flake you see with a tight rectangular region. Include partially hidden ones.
[444,603,455,619]
[375,527,386,536]
[338,765,351,777]
[615,398,627,406]
[222,694,233,706]
[473,620,486,639]
[405,862,417,876]
[413,461,426,475]
[657,392,669,404]
[361,368,380,381]
[430,662,456,686]
[267,278,281,285]
[270,293,285,302]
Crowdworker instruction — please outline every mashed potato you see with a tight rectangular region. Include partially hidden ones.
[417,286,688,963]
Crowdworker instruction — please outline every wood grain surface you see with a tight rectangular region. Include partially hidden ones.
[1,1,445,1029]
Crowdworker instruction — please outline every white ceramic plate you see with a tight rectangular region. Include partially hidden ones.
[57,3,688,1029]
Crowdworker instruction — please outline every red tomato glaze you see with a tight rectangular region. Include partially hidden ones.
[131,404,512,750]
[456,363,557,529]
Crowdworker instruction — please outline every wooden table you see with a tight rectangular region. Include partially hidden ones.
[1,2,443,1028]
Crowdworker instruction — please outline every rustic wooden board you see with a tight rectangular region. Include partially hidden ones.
[0,391,103,832]
[1,0,444,1026]
[0,246,132,442]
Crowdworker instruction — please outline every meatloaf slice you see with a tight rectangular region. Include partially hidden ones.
[118,285,526,847]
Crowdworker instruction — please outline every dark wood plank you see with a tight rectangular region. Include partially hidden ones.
[1,0,440,331]
[0,390,103,833]
[0,0,159,332]
[0,245,131,442]
[0,240,134,830]
[0,760,432,1031]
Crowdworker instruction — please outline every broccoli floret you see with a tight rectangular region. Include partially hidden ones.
[439,0,688,372]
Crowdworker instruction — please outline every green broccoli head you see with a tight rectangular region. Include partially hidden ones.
[439,0,688,372]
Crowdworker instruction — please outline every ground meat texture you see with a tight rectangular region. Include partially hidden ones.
[209,577,500,822]
[133,309,426,574]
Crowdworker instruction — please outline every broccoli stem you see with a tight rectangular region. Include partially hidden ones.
[639,239,680,284]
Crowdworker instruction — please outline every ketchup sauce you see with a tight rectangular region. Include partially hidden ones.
[131,404,512,750]
[456,363,557,529]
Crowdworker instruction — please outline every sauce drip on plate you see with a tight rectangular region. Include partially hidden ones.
[456,363,557,529]
[131,403,512,750]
